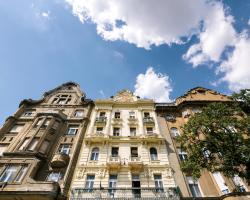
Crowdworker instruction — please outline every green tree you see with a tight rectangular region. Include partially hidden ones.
[232,89,250,115]
[177,102,250,185]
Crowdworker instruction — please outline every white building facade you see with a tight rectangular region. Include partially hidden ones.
[70,90,177,199]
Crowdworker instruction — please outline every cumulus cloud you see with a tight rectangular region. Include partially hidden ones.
[65,0,210,49]
[134,67,172,102]
[40,11,50,19]
[217,33,250,91]
[183,3,236,66]
[65,0,250,92]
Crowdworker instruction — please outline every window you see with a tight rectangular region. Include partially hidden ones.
[59,144,71,155]
[40,140,50,154]
[109,174,117,197]
[113,128,120,136]
[212,172,230,195]
[14,165,28,182]
[131,147,138,158]
[111,147,119,157]
[90,147,99,161]
[0,166,18,183]
[74,110,84,117]
[18,138,30,151]
[130,128,136,136]
[146,127,153,134]
[144,112,150,118]
[27,138,39,151]
[129,111,135,119]
[182,110,190,118]
[23,110,34,117]
[47,171,62,182]
[52,94,72,105]
[0,145,8,156]
[10,124,24,133]
[233,175,247,192]
[35,118,43,127]
[52,121,60,130]
[150,148,158,161]
[67,126,79,135]
[187,177,202,197]
[178,149,188,161]
[114,112,120,119]
[154,174,164,192]
[170,127,180,137]
[96,127,103,133]
[85,175,95,191]
[41,119,50,128]
[99,112,106,117]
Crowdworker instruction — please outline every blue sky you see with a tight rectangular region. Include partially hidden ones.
[0,0,250,125]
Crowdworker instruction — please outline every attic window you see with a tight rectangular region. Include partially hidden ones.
[197,89,206,94]
[52,94,72,105]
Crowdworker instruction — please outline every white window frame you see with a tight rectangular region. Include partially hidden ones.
[85,175,95,191]
[212,172,230,195]
[59,144,71,155]
[47,171,62,182]
[90,147,99,161]
[67,126,79,135]
[186,176,202,197]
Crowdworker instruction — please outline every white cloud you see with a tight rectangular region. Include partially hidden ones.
[217,33,250,91]
[99,90,105,98]
[65,0,212,49]
[248,18,250,26]
[183,3,236,66]
[134,67,172,102]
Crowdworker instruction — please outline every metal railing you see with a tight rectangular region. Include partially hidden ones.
[95,117,107,123]
[143,117,154,123]
[70,187,179,200]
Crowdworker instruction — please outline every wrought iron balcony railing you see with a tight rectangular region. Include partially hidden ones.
[70,187,180,200]
[143,117,155,124]
[95,117,107,123]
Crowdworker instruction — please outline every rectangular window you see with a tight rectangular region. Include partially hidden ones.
[18,138,30,151]
[131,147,138,157]
[67,126,79,135]
[27,138,39,151]
[0,166,18,183]
[35,118,43,127]
[58,98,67,105]
[74,110,84,117]
[41,119,50,128]
[40,140,50,154]
[177,149,188,161]
[130,128,136,136]
[187,177,202,197]
[212,172,230,195]
[47,171,62,182]
[85,175,95,191]
[113,128,120,136]
[111,147,119,157]
[14,165,28,182]
[146,127,153,134]
[129,111,135,119]
[233,175,247,192]
[96,127,103,134]
[114,112,120,119]
[59,144,71,155]
[0,144,8,156]
[23,110,34,117]
[99,112,106,117]
[10,125,24,133]
[144,112,150,118]
[109,174,117,197]
[154,174,164,192]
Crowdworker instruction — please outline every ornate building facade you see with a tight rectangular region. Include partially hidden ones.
[69,90,178,199]
[0,82,93,200]
[156,87,250,200]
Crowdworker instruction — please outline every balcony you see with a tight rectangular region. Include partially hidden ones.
[146,132,157,137]
[50,153,70,168]
[70,187,180,200]
[95,117,107,125]
[112,117,123,125]
[107,156,121,169]
[143,117,155,125]
[127,117,138,125]
[128,156,143,170]
[165,115,176,122]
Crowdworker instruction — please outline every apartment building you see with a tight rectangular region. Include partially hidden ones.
[70,90,178,199]
[0,82,93,200]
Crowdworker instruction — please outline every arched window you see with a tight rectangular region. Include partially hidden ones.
[90,147,99,161]
[150,147,158,161]
[170,127,180,137]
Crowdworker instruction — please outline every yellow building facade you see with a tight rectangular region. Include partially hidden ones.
[70,90,178,199]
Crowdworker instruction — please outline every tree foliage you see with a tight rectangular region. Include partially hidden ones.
[177,99,250,184]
